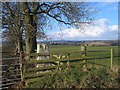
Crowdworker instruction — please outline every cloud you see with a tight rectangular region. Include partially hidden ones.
[109,25,118,31]
[48,18,118,40]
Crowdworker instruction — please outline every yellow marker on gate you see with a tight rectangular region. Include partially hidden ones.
[52,64,56,66]
[82,60,86,67]
[62,55,66,58]
[52,55,58,58]
[60,62,63,65]
[57,56,61,59]
[54,61,59,64]
[59,68,62,70]
[51,54,66,71]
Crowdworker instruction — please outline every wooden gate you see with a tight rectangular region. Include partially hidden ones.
[0,57,21,89]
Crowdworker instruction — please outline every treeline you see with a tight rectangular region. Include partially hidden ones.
[50,40,118,46]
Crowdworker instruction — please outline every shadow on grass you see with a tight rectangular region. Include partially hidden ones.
[69,56,119,68]
[87,50,107,52]
[87,56,119,60]
[68,56,119,64]
[86,61,110,68]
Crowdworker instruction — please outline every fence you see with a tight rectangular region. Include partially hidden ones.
[0,57,21,89]
[19,46,87,86]
[0,46,116,88]
[21,46,117,86]
[86,48,117,70]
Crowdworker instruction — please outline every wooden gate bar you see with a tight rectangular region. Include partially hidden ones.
[1,57,21,89]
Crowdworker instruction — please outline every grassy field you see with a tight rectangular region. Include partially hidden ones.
[25,62,118,88]
[25,65,118,88]
[23,45,119,88]
[49,45,119,69]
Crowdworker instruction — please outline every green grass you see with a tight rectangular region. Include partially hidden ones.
[49,45,119,69]
[23,45,119,88]
[24,64,118,88]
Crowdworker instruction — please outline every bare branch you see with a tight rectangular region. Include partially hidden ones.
[5,2,14,18]
[47,12,72,25]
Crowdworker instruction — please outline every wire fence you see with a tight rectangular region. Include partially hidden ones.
[86,48,118,69]
[0,46,119,88]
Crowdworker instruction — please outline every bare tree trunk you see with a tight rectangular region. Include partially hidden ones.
[21,2,37,54]
[33,19,37,51]
[25,30,36,54]
[24,15,36,54]
[17,35,23,53]
[14,35,23,55]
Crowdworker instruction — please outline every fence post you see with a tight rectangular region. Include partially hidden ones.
[20,51,23,82]
[58,54,61,70]
[111,49,114,69]
[67,54,70,69]
[81,46,86,57]
[81,45,87,68]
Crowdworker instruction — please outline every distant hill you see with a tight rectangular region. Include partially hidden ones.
[39,40,118,46]
[85,41,110,46]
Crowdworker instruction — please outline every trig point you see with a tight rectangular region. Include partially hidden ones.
[36,43,50,60]
[37,44,49,53]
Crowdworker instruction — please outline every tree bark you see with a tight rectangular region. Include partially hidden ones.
[21,2,37,54]
[24,14,37,54]
[17,35,23,53]
[25,30,37,54]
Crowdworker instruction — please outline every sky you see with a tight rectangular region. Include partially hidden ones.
[45,2,118,41]
[0,1,119,42]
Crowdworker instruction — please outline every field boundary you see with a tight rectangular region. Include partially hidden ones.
[0,57,21,89]
[21,46,87,85]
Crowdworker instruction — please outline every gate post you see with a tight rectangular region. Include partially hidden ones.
[81,45,86,57]
[67,53,70,69]
[111,49,114,69]
[81,45,87,68]
[20,51,23,82]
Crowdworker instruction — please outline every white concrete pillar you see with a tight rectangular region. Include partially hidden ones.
[37,44,41,53]
[36,44,50,60]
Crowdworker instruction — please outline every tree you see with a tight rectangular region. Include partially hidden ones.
[2,2,47,54]
[2,2,96,54]
[20,2,96,54]
[2,2,24,54]
[2,33,17,57]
